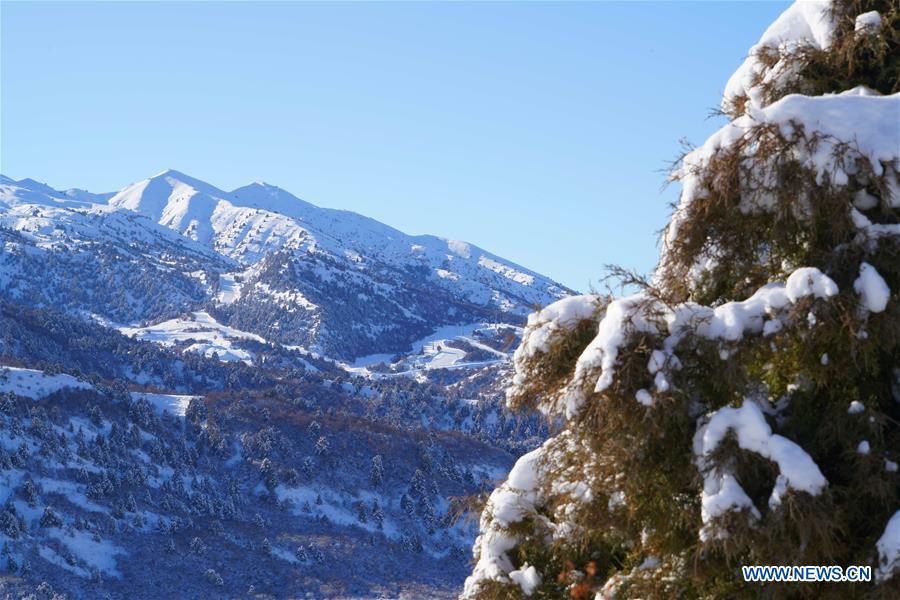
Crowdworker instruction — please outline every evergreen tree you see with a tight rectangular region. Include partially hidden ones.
[408,468,427,499]
[372,499,385,530]
[295,544,310,562]
[463,1,900,598]
[189,536,206,555]
[400,493,414,519]
[205,568,224,586]
[21,479,38,507]
[301,455,315,479]
[40,507,63,529]
[370,454,384,487]
[314,435,329,457]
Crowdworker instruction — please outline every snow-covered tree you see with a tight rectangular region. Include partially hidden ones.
[408,468,427,499]
[189,536,206,556]
[204,568,223,586]
[39,507,63,529]
[370,454,384,487]
[372,499,385,530]
[463,1,900,597]
[314,435,329,457]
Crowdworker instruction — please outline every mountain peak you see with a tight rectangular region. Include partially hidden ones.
[151,168,192,180]
[142,169,225,195]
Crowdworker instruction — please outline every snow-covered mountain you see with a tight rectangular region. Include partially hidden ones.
[105,169,564,307]
[0,170,560,598]
[2,171,571,360]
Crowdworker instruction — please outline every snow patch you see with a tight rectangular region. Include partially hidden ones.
[119,311,264,364]
[694,400,827,541]
[854,262,890,313]
[0,366,92,399]
[447,240,472,259]
[847,401,865,415]
[855,11,881,34]
[509,564,541,595]
[876,510,900,581]
[130,391,198,417]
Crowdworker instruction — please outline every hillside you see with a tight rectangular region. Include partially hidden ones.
[0,170,568,598]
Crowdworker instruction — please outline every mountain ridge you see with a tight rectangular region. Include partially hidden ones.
[1,171,572,361]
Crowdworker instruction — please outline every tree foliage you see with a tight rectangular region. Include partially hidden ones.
[463,2,900,598]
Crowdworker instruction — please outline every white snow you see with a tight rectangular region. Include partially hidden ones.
[847,401,865,415]
[509,564,541,595]
[129,391,198,417]
[635,389,654,407]
[479,256,536,286]
[694,400,827,540]
[783,267,840,302]
[516,295,601,359]
[724,0,834,113]
[216,273,243,304]
[530,267,838,418]
[347,322,511,376]
[275,485,398,538]
[38,546,90,578]
[463,444,545,597]
[0,366,92,399]
[855,11,881,34]
[38,477,107,513]
[854,262,890,313]
[876,510,900,581]
[4,169,570,325]
[435,268,460,281]
[49,529,126,577]
[119,311,264,364]
[857,440,870,455]
[447,239,472,259]
[667,92,900,265]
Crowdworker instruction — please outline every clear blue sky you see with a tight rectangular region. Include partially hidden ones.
[1,1,789,292]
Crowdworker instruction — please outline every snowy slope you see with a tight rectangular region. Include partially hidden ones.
[128,391,197,416]
[0,366,92,400]
[2,171,572,360]
[118,311,265,364]
[107,170,568,313]
[0,178,230,325]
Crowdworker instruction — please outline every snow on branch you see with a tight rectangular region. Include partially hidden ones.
[723,0,835,114]
[463,445,546,597]
[877,510,900,582]
[519,267,838,419]
[693,400,828,541]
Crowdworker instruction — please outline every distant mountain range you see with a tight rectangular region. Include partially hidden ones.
[1,170,571,360]
[0,170,566,598]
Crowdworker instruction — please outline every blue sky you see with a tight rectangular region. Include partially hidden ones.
[1,1,789,292]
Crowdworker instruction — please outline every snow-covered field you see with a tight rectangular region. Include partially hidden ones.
[129,391,198,417]
[346,323,513,376]
[119,311,264,364]
[0,366,92,399]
